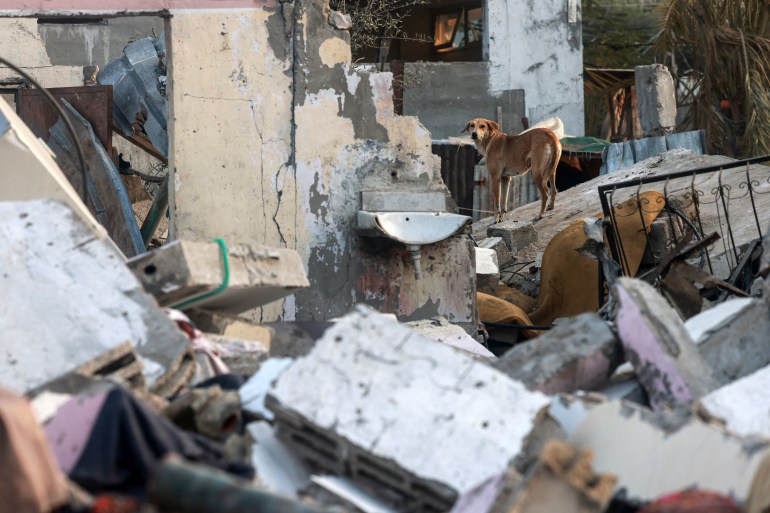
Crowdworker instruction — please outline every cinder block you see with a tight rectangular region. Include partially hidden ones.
[487,220,537,253]
[614,278,719,410]
[478,236,512,268]
[494,313,622,394]
[685,297,770,384]
[0,199,190,395]
[570,399,770,509]
[266,306,552,512]
[128,240,310,313]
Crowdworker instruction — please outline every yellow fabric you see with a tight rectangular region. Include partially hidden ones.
[529,190,665,325]
[477,292,541,339]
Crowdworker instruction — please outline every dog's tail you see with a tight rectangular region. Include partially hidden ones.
[546,130,562,175]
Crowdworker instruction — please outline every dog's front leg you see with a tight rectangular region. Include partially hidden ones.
[501,176,512,215]
[489,171,502,223]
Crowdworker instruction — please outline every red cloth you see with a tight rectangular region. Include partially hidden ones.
[640,490,743,513]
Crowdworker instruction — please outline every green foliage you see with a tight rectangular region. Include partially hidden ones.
[657,0,770,157]
[329,0,430,56]
[583,2,664,68]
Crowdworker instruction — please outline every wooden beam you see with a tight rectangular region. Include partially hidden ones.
[112,121,168,164]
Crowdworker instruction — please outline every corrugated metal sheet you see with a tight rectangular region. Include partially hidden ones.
[432,141,478,217]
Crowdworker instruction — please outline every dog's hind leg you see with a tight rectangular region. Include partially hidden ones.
[535,179,548,221]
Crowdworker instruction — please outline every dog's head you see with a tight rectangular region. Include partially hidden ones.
[462,118,499,141]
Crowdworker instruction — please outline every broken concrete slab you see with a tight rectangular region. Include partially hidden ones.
[569,399,770,510]
[700,363,770,439]
[478,236,512,268]
[494,313,622,394]
[684,297,770,384]
[476,246,500,295]
[188,309,273,352]
[488,440,616,513]
[614,278,720,409]
[203,333,269,376]
[487,220,538,253]
[128,239,310,313]
[267,305,553,512]
[0,199,190,395]
[405,316,496,361]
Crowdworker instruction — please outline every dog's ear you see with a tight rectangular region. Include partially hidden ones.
[488,120,500,133]
[462,121,471,133]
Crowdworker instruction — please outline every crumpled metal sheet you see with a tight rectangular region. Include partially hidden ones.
[97,34,168,157]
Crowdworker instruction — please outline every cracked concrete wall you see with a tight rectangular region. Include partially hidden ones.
[0,19,82,88]
[487,0,585,135]
[168,0,475,326]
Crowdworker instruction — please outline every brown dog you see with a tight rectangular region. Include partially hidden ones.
[463,118,562,222]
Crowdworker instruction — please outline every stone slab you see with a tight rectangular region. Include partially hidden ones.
[685,297,770,384]
[188,309,273,353]
[128,240,310,313]
[700,363,770,439]
[494,313,621,394]
[614,278,719,410]
[360,191,446,212]
[570,399,770,509]
[487,220,537,254]
[266,305,551,512]
[0,199,189,395]
[405,317,496,361]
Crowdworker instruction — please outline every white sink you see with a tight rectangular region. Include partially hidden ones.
[357,211,472,279]
[357,211,471,245]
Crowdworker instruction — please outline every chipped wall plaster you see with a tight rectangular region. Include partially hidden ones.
[487,0,584,135]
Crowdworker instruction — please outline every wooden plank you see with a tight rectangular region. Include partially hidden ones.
[112,120,168,164]
[16,85,113,158]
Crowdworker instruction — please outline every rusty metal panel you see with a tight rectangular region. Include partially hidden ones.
[16,85,113,158]
[432,142,478,217]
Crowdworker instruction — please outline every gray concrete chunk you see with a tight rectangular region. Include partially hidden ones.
[685,297,770,384]
[0,199,189,395]
[266,305,551,512]
[487,220,537,253]
[494,313,622,394]
[128,240,310,313]
[478,236,512,268]
[700,364,770,439]
[614,278,720,410]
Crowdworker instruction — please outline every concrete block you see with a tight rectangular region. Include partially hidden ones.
[266,306,552,512]
[188,309,273,352]
[700,364,770,439]
[487,220,537,253]
[405,317,496,361]
[478,236,512,268]
[494,313,622,394]
[360,191,446,212]
[488,440,616,513]
[635,64,677,137]
[685,297,770,384]
[203,333,269,376]
[614,278,720,410]
[128,240,310,313]
[569,399,770,509]
[0,199,190,395]
[476,246,500,296]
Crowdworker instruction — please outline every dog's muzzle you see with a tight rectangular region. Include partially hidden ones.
[471,132,478,140]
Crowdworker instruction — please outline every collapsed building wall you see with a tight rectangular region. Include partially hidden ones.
[168,0,475,326]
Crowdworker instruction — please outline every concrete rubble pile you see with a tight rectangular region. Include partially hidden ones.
[4,186,770,513]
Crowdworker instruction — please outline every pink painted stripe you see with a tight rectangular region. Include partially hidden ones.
[0,0,277,10]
